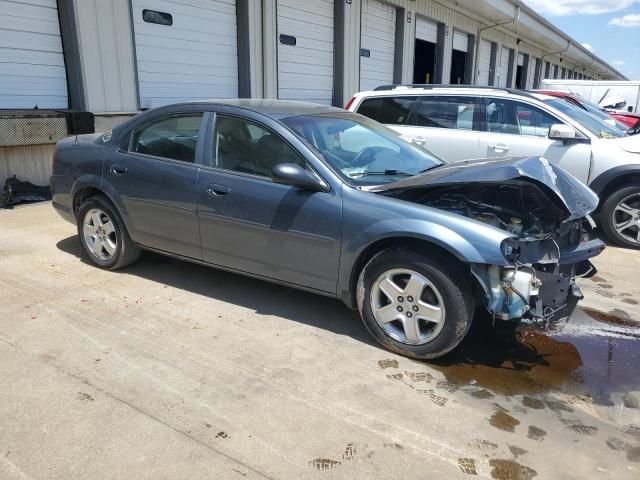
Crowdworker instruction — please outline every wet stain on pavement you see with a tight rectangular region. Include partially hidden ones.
[606,437,633,451]
[76,392,94,402]
[467,439,498,451]
[425,312,640,404]
[458,457,478,475]
[508,446,528,458]
[627,447,640,462]
[566,424,598,436]
[582,307,637,328]
[471,389,495,399]
[309,458,341,470]
[521,396,545,410]
[489,410,520,433]
[378,359,399,369]
[489,459,537,480]
[526,426,546,441]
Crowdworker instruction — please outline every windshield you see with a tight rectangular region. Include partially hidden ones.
[543,98,626,139]
[282,113,444,185]
[569,96,629,133]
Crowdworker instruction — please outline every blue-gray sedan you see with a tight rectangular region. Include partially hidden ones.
[50,100,604,359]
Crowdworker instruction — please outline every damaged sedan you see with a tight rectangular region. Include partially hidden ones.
[50,100,604,359]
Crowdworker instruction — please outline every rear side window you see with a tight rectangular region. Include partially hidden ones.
[356,96,417,125]
[130,114,203,162]
[413,96,481,130]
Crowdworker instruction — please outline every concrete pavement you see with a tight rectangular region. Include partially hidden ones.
[0,202,638,479]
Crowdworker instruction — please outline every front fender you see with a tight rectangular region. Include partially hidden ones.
[336,216,512,308]
[347,218,510,266]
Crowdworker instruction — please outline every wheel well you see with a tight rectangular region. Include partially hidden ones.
[348,237,472,308]
[72,187,102,217]
[596,173,640,212]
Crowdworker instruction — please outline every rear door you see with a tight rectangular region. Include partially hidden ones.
[106,112,206,259]
[396,95,486,162]
[481,97,592,183]
[196,112,342,293]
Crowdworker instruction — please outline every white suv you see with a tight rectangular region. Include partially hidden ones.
[347,85,640,248]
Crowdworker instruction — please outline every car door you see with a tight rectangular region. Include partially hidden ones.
[481,97,592,183]
[196,112,342,293]
[392,95,487,162]
[106,111,206,259]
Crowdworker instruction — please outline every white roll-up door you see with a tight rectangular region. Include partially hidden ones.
[277,0,334,104]
[476,39,491,85]
[132,0,238,109]
[453,31,468,52]
[416,16,437,43]
[497,46,510,87]
[360,0,396,91]
[0,0,68,109]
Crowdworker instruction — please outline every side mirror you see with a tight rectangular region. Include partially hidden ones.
[548,123,577,141]
[271,163,327,192]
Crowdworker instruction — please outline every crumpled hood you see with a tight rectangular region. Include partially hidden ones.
[371,156,599,221]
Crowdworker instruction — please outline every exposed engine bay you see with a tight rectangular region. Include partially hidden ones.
[373,157,605,327]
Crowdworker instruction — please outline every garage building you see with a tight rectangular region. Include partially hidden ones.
[0,0,627,187]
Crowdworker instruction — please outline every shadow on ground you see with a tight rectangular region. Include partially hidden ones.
[57,235,639,401]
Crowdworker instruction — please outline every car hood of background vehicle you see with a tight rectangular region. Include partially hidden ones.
[370,156,599,222]
[616,135,640,153]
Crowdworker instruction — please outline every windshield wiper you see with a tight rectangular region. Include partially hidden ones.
[348,169,414,178]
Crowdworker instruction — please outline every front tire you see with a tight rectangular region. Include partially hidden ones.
[76,195,141,270]
[600,186,640,249]
[357,248,474,360]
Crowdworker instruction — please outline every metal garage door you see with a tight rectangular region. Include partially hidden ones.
[360,0,396,91]
[476,39,491,85]
[497,46,510,87]
[132,0,238,109]
[0,0,68,109]
[416,16,437,43]
[453,31,468,52]
[277,0,334,104]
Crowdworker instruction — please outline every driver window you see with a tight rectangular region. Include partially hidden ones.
[211,116,305,177]
[487,98,559,137]
[130,114,203,162]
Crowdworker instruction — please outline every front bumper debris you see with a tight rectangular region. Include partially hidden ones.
[472,237,603,328]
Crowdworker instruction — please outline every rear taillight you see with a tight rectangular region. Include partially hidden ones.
[51,149,58,175]
[344,96,357,110]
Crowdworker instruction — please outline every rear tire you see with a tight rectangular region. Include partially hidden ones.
[600,186,640,249]
[76,195,141,270]
[356,248,475,360]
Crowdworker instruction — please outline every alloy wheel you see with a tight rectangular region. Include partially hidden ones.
[370,268,446,345]
[83,208,117,260]
[612,193,640,245]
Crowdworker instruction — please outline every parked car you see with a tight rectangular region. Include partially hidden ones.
[609,111,640,130]
[347,85,640,248]
[51,100,604,360]
[534,89,638,134]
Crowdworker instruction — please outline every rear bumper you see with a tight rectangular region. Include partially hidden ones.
[50,176,75,225]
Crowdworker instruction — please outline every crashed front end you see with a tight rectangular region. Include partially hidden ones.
[374,156,605,326]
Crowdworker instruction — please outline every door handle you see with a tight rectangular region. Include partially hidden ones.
[206,184,231,197]
[489,144,510,152]
[110,164,127,175]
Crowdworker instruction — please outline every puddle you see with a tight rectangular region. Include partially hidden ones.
[427,311,640,402]
[581,307,638,328]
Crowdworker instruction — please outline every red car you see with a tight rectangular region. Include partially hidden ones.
[535,90,640,133]
[609,110,640,129]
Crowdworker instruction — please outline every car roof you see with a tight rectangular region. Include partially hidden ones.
[354,84,540,99]
[173,99,345,119]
